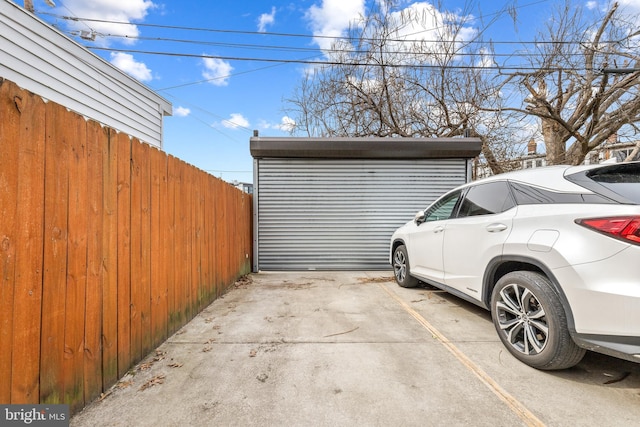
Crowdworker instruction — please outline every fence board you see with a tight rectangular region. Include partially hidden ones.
[139,142,152,358]
[84,120,104,405]
[201,174,211,305]
[235,192,241,273]
[116,132,132,378]
[150,148,160,347]
[175,159,186,329]
[208,177,217,297]
[166,157,178,334]
[184,167,197,321]
[64,113,88,413]
[221,183,230,285]
[157,150,169,344]
[130,139,143,364]
[150,147,168,348]
[244,192,252,274]
[192,168,200,314]
[180,163,191,323]
[102,128,118,388]
[161,150,169,344]
[40,102,70,404]
[0,79,20,403]
[11,89,46,403]
[215,180,225,291]
[213,179,221,295]
[243,192,251,273]
[195,171,204,311]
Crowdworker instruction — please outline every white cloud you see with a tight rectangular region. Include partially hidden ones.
[222,113,250,130]
[174,106,190,117]
[259,116,296,132]
[305,0,365,51]
[109,52,152,81]
[304,1,478,65]
[278,116,296,132]
[586,0,640,15]
[202,57,233,86]
[617,0,640,15]
[258,7,276,32]
[584,1,640,35]
[386,2,478,64]
[474,47,494,68]
[54,0,156,46]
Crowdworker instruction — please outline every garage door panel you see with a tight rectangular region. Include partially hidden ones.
[255,158,467,270]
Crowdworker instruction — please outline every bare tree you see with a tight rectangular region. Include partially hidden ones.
[496,1,640,165]
[285,1,517,174]
[287,0,640,174]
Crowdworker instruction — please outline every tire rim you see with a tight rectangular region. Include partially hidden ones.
[495,283,549,355]
[393,250,407,282]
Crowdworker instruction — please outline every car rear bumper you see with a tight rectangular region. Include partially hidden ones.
[552,245,640,360]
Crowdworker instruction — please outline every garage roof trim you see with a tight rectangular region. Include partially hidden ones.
[250,137,482,159]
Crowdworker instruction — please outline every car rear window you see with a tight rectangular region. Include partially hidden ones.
[509,182,613,205]
[584,162,640,204]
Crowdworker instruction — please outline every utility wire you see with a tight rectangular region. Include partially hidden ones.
[65,32,625,61]
[87,46,618,73]
[38,8,626,47]
[156,54,324,91]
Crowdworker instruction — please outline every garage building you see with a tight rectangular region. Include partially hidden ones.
[251,137,482,271]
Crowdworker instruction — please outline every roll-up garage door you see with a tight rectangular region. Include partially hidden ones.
[255,158,469,271]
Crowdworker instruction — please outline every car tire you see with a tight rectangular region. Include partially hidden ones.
[392,245,420,288]
[490,271,586,370]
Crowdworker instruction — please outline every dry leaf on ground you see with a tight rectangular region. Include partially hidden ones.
[139,375,166,391]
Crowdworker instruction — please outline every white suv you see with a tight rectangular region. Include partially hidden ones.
[390,161,640,370]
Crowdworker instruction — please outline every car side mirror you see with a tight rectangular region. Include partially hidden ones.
[414,210,426,225]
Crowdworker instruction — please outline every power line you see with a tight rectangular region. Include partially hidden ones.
[86,46,614,73]
[44,12,637,72]
[38,11,337,40]
[155,54,324,90]
[100,34,324,54]
[38,10,626,47]
[65,31,620,61]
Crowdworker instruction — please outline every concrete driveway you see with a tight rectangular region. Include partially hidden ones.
[71,271,640,426]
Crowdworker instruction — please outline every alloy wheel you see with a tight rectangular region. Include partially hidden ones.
[495,283,549,356]
[393,250,407,283]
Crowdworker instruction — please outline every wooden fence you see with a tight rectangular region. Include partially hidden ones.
[0,79,253,413]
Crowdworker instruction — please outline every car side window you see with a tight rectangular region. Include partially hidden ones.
[423,190,462,222]
[510,181,615,205]
[457,181,515,218]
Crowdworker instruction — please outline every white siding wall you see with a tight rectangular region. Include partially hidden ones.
[0,0,171,147]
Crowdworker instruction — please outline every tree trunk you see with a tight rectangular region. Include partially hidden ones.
[542,118,567,165]
[481,137,504,175]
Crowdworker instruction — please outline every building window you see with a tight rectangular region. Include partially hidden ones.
[613,149,631,162]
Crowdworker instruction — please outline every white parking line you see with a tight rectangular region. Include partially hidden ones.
[380,283,546,427]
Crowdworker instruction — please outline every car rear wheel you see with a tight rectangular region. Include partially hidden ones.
[393,245,419,288]
[491,271,585,370]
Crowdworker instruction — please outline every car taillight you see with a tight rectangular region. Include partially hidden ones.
[576,216,640,245]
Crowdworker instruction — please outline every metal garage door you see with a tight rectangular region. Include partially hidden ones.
[254,158,469,270]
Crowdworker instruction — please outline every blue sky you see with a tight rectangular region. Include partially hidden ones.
[25,0,640,183]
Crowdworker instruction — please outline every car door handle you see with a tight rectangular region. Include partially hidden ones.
[486,223,508,233]
[433,226,445,233]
